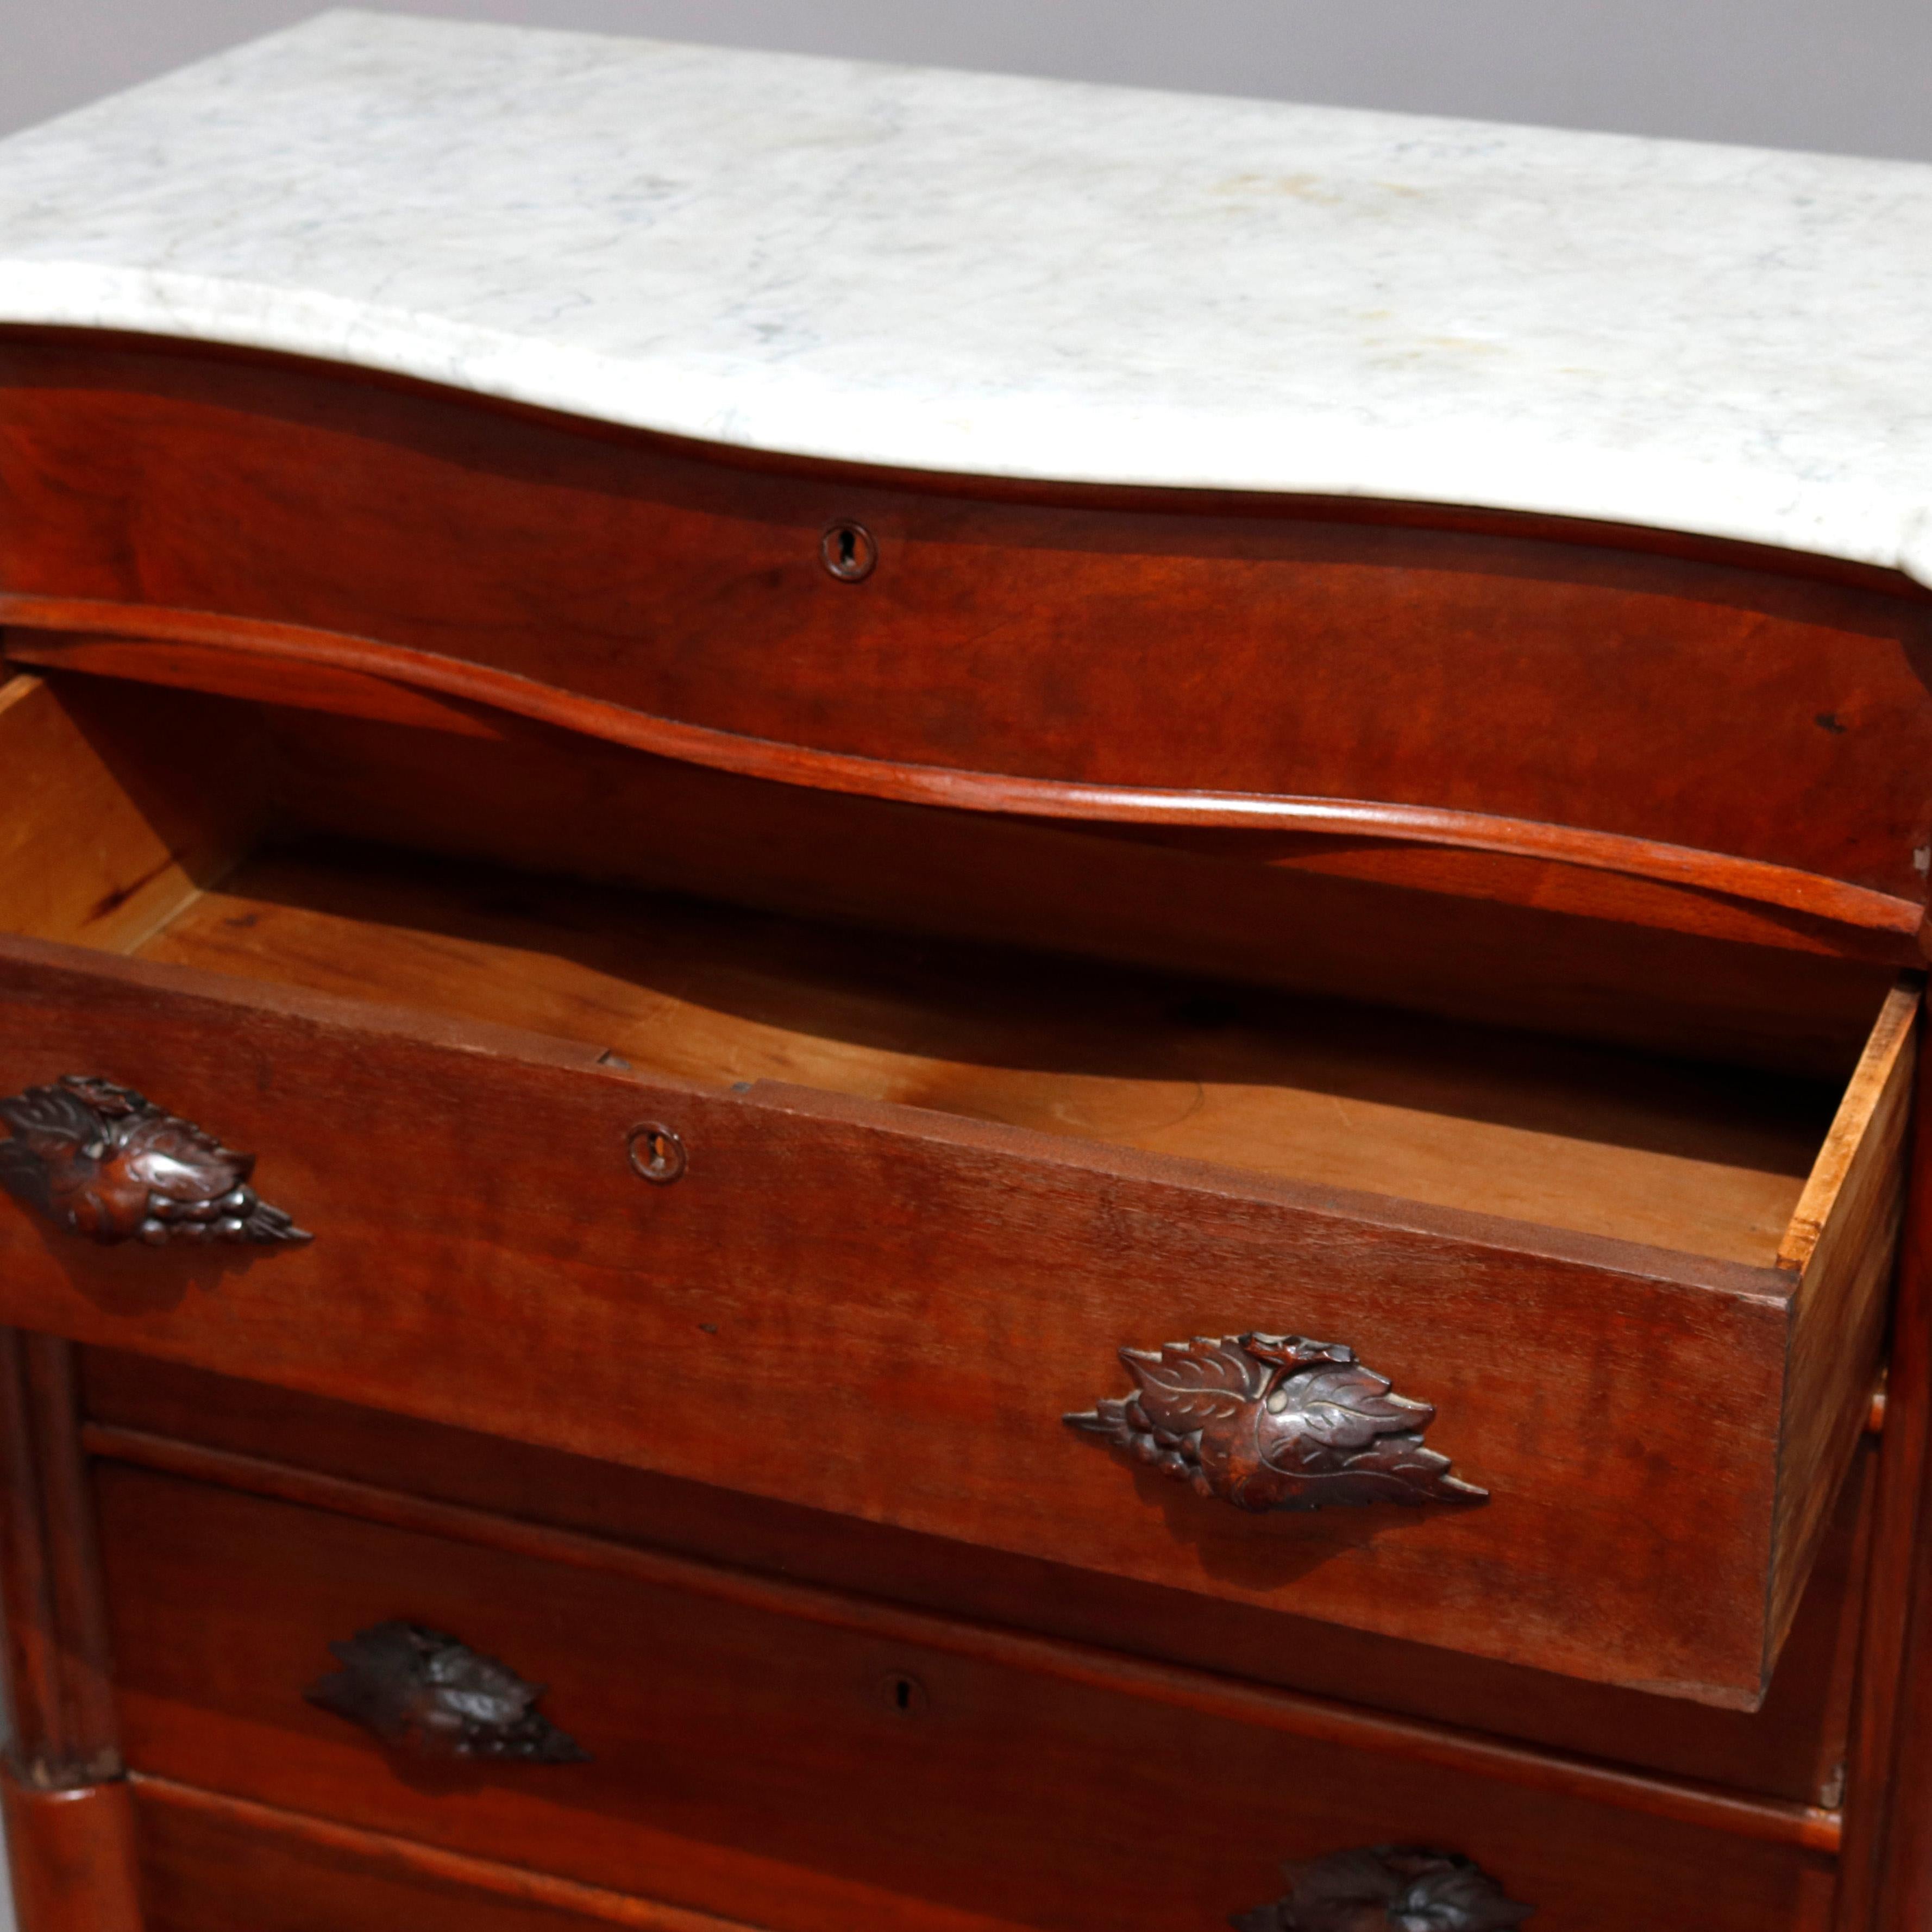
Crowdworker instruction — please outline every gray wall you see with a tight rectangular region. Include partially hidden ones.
[2,0,1930,159]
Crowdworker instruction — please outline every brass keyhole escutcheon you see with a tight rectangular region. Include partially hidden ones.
[627,1122,687,1185]
[819,519,877,582]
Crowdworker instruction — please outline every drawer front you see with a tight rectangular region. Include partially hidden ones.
[78,1347,1874,1810]
[0,937,1829,1702]
[102,1464,1839,1932]
[0,936,1898,1702]
[4,334,1932,930]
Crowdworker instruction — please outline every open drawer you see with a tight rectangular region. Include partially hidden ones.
[0,669,1915,1706]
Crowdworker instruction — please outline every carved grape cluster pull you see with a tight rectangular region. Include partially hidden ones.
[307,1621,587,1764]
[1233,1845,1533,1931]
[1065,1333,1486,1511]
[0,1076,309,1247]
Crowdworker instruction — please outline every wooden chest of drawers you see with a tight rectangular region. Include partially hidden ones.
[3,14,1932,1932]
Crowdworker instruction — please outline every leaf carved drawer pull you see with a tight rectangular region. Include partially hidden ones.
[306,1621,588,1764]
[1233,1845,1533,1931]
[1065,1333,1486,1511]
[0,1076,310,1246]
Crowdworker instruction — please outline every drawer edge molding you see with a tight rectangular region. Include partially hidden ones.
[2,599,1921,939]
[1065,1332,1488,1510]
[0,1074,310,1247]
[130,1772,767,1931]
[82,1420,1844,1856]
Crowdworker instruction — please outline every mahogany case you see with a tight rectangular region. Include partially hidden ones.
[2,329,1930,1929]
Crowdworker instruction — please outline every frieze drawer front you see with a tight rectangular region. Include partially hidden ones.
[96,1461,1839,1932]
[0,679,1916,1707]
[5,334,1932,936]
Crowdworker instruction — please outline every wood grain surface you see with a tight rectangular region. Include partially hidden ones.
[3,331,1929,922]
[2,1774,143,1932]
[264,702,1910,1065]
[5,611,1919,942]
[15,637,1927,967]
[135,845,1839,1268]
[0,672,260,955]
[99,1466,1839,1932]
[135,1776,769,1932]
[122,840,1906,1696]
[0,1331,119,1789]
[0,927,1813,1698]
[1770,980,1921,1657]
[85,1427,1842,1853]
[77,1346,1873,1811]
[2,323,1924,1918]
[1836,1008,1932,1931]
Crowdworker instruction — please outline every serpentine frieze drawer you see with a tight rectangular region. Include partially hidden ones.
[4,331,1930,951]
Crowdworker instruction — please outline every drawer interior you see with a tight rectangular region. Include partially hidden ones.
[137,842,1836,1268]
[0,667,1904,1272]
[0,665,1915,1698]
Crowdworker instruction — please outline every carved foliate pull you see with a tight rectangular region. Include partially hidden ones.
[0,1076,309,1247]
[1065,1333,1486,1511]
[307,1621,588,1764]
[1233,1846,1533,1931]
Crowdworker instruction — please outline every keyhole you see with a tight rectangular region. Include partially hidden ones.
[819,519,877,582]
[626,1121,687,1185]
[875,1669,929,1717]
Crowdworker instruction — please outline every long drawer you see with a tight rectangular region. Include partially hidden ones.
[78,1346,1871,1810]
[0,670,1915,1703]
[98,1460,1839,1932]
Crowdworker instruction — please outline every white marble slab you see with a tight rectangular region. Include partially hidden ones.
[1,9,1929,582]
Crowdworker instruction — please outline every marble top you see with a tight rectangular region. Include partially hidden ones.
[1,10,1930,584]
